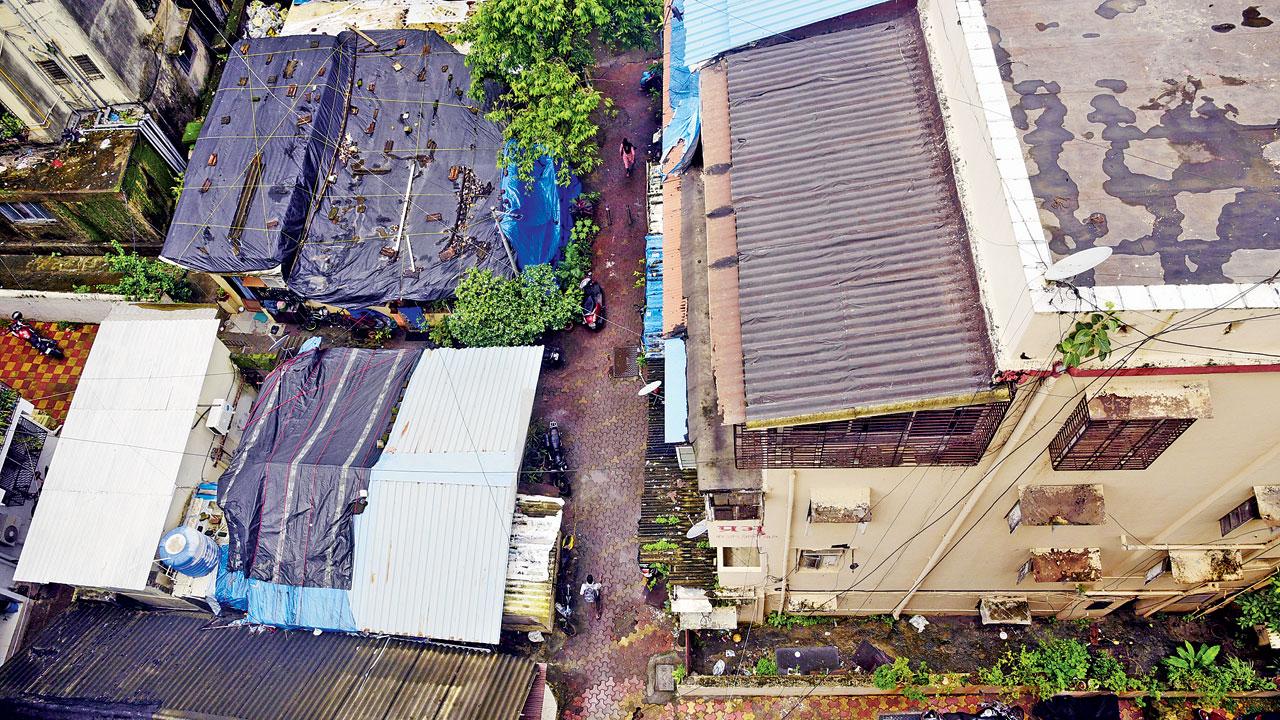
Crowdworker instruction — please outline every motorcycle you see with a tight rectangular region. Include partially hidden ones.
[580,276,605,331]
[922,702,1023,720]
[555,534,579,637]
[8,312,63,360]
[543,421,571,498]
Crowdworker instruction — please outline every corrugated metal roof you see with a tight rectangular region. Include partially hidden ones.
[504,495,564,632]
[0,602,536,720]
[724,7,996,426]
[14,306,222,591]
[349,347,542,644]
[682,0,890,68]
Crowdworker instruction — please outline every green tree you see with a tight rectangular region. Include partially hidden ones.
[453,0,605,93]
[80,240,192,301]
[599,0,663,50]
[447,264,578,347]
[488,59,605,181]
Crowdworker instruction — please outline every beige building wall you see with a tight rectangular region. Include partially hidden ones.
[0,0,212,143]
[716,363,1280,620]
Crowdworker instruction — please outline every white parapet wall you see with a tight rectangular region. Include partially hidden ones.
[0,290,126,323]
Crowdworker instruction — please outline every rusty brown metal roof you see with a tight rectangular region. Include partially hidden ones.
[723,6,996,427]
[0,602,536,720]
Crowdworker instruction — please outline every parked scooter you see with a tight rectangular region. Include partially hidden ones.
[580,276,605,331]
[543,421,571,497]
[922,702,1024,720]
[8,312,63,360]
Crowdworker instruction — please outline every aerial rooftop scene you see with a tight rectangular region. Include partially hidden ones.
[0,1,1279,719]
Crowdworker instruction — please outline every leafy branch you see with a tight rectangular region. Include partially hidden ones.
[1057,304,1121,369]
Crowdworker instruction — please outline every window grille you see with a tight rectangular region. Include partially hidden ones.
[735,399,1010,469]
[1049,399,1194,471]
[1219,496,1260,537]
[71,55,104,80]
[34,59,70,85]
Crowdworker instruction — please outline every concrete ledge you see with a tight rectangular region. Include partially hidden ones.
[0,289,126,323]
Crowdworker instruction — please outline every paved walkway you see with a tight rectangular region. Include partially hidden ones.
[0,321,97,425]
[534,47,669,720]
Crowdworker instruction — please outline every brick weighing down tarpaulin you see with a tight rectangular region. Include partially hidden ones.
[219,347,421,588]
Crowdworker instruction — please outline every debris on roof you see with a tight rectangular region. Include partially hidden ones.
[1170,548,1245,584]
[1029,547,1102,583]
[1018,484,1105,526]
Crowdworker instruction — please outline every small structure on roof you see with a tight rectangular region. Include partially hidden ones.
[282,0,485,37]
[14,305,251,609]
[0,129,178,256]
[1169,549,1245,585]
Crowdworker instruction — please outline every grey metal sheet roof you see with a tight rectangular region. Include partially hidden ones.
[0,602,536,720]
[724,7,995,426]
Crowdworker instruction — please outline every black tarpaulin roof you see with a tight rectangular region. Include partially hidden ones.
[219,347,421,589]
[162,30,510,307]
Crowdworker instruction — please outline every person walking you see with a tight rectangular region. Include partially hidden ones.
[579,574,604,619]
[619,138,637,178]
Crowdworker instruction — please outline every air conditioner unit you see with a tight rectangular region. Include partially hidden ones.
[675,445,696,471]
[206,400,235,435]
[0,512,21,546]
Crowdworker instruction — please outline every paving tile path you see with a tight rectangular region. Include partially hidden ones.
[534,47,669,720]
[0,321,98,425]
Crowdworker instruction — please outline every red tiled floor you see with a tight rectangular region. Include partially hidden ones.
[0,321,98,425]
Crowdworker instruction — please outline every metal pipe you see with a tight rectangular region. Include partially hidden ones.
[777,469,796,614]
[1119,535,1268,551]
[892,376,1055,618]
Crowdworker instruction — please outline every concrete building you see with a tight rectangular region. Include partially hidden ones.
[663,0,1280,622]
[0,0,220,146]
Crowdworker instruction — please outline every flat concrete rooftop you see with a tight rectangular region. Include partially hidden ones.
[984,0,1280,287]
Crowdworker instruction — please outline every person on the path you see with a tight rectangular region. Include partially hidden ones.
[580,574,604,619]
[620,138,637,177]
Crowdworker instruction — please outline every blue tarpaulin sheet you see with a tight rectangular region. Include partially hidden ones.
[216,546,357,632]
[643,234,664,356]
[662,0,701,176]
[665,338,689,443]
[682,0,891,68]
[499,152,581,268]
[244,579,358,632]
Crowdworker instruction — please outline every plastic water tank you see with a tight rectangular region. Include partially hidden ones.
[157,526,219,577]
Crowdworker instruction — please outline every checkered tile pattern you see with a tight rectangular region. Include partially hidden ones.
[0,321,98,425]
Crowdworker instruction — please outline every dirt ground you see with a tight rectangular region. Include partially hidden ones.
[691,608,1274,678]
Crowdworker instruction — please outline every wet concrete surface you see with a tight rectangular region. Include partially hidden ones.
[983,0,1280,286]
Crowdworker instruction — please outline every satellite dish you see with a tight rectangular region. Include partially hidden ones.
[1043,247,1112,281]
[686,518,709,538]
[638,380,663,397]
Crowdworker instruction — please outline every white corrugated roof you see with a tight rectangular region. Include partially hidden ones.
[15,306,222,591]
[349,346,542,644]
